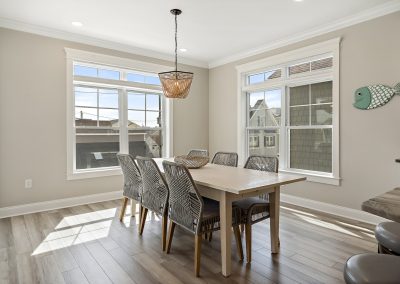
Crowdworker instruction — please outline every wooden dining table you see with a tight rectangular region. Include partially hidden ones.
[152,158,306,277]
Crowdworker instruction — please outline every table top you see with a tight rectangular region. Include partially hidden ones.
[154,158,306,195]
[362,187,400,222]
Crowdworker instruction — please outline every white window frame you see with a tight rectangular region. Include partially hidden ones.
[236,38,341,185]
[65,48,173,180]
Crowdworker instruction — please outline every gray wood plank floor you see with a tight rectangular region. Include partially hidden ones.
[0,200,376,284]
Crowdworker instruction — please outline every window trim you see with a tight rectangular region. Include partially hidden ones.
[65,48,173,180]
[236,38,340,185]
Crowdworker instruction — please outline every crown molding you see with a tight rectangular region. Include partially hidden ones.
[208,0,400,68]
[0,17,209,69]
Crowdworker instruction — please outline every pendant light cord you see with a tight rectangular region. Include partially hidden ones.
[175,13,178,72]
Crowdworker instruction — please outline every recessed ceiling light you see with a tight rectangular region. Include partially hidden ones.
[179,48,187,52]
[293,0,304,2]
[71,21,83,27]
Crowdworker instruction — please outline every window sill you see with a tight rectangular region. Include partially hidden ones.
[67,167,122,180]
[279,169,341,186]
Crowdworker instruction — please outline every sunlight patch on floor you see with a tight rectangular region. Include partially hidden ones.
[32,212,114,256]
[293,213,359,237]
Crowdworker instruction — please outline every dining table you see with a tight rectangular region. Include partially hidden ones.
[148,158,306,277]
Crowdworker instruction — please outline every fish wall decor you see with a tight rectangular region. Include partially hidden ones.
[353,83,400,110]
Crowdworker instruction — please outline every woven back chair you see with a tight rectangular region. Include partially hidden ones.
[234,155,279,263]
[211,152,238,167]
[136,156,169,250]
[162,160,243,276]
[117,154,142,201]
[162,160,204,235]
[245,155,279,173]
[187,149,209,158]
[116,153,142,221]
[245,155,279,201]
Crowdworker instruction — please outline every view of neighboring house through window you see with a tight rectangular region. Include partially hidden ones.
[247,88,281,157]
[240,39,339,183]
[72,63,164,173]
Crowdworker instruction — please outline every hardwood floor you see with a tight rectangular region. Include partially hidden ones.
[0,200,376,284]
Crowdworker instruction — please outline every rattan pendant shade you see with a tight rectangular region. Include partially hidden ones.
[159,9,193,99]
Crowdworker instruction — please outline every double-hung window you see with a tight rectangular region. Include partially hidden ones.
[66,49,172,179]
[237,38,340,185]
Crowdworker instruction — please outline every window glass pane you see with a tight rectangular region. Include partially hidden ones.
[248,73,264,84]
[145,76,161,85]
[128,92,145,110]
[289,62,310,76]
[75,107,97,127]
[146,111,160,128]
[248,89,281,127]
[311,81,332,104]
[98,69,120,80]
[146,94,160,111]
[265,69,281,80]
[75,86,97,107]
[290,106,309,126]
[128,129,162,158]
[311,57,333,71]
[127,73,145,83]
[290,85,309,106]
[75,129,119,170]
[290,129,332,173]
[99,109,119,127]
[128,110,145,128]
[312,104,332,125]
[248,129,279,157]
[74,65,97,77]
[99,89,118,108]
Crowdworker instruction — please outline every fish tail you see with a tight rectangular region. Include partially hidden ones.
[395,83,400,94]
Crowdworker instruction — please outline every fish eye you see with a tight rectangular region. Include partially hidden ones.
[358,93,362,96]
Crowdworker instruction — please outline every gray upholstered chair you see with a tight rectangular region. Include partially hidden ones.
[344,253,400,284]
[136,156,169,251]
[233,155,279,263]
[211,152,238,167]
[162,161,243,277]
[375,222,400,255]
[187,149,209,157]
[116,154,142,222]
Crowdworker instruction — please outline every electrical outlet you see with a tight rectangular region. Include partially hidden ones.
[25,179,32,189]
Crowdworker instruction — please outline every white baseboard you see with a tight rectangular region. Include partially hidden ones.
[0,190,122,219]
[0,190,388,225]
[281,193,389,225]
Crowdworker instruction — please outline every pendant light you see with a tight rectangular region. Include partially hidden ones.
[158,9,193,99]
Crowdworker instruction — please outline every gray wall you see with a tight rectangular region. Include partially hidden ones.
[0,28,209,207]
[209,12,400,210]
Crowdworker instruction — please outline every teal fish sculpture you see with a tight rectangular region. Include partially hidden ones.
[354,83,400,110]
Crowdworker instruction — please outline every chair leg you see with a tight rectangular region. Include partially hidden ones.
[161,214,168,251]
[194,234,202,277]
[139,208,148,235]
[240,224,245,233]
[233,225,244,261]
[119,197,129,222]
[208,231,213,242]
[245,223,252,263]
[166,221,176,254]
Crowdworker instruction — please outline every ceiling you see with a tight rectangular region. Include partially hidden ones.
[0,0,399,67]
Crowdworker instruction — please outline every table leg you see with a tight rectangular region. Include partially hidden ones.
[220,192,232,277]
[269,186,280,253]
[130,199,136,217]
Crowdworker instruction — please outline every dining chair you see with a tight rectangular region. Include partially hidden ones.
[233,155,279,263]
[211,152,238,167]
[136,156,169,251]
[116,154,143,222]
[187,149,209,157]
[162,161,243,277]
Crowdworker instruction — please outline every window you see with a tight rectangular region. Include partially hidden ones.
[237,38,340,185]
[264,135,276,147]
[66,49,172,179]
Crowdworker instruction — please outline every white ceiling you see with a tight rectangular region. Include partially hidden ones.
[0,0,399,67]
